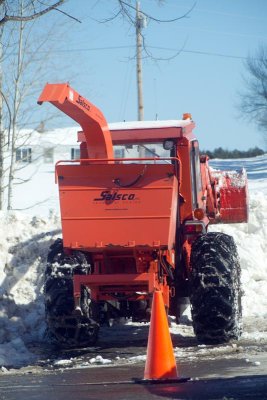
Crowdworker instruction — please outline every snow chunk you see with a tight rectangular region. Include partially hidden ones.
[54,359,74,367]
[89,355,112,365]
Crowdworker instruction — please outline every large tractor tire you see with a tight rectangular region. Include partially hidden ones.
[44,239,99,348]
[189,232,242,344]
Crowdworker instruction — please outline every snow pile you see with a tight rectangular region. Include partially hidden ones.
[0,156,266,368]
[210,168,247,188]
[209,190,267,318]
[0,212,61,367]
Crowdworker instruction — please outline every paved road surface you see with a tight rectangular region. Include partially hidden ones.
[1,320,267,399]
[1,356,267,399]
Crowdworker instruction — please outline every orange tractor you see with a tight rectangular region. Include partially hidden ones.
[38,83,248,347]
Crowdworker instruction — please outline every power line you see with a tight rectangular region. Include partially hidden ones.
[29,45,251,60]
[150,46,249,60]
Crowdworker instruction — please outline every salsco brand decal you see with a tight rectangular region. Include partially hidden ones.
[94,190,136,201]
[76,95,90,111]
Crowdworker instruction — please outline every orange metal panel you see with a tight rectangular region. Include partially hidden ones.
[73,272,170,306]
[37,83,70,104]
[38,83,113,160]
[56,163,178,250]
[177,139,194,222]
[73,273,156,298]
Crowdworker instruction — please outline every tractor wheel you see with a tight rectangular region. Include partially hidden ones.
[189,232,242,344]
[44,239,99,348]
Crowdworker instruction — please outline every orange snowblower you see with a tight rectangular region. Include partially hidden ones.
[38,83,248,347]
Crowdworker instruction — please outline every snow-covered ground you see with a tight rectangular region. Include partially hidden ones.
[0,154,266,370]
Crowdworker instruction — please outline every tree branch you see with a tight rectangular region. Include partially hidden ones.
[118,0,196,23]
[0,0,65,25]
[53,7,82,23]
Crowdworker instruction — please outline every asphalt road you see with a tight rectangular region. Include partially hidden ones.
[1,320,267,399]
[1,360,267,400]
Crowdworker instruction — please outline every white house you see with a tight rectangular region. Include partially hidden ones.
[10,126,80,215]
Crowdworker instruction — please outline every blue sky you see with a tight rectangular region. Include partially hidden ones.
[41,0,267,151]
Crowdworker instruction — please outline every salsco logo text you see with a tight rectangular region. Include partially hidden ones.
[76,95,90,111]
[94,191,136,201]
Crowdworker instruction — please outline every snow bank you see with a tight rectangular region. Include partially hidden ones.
[0,159,266,368]
[209,190,267,318]
[0,212,61,367]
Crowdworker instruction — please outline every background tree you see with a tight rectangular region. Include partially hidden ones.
[200,147,264,159]
[239,45,267,149]
[0,0,68,210]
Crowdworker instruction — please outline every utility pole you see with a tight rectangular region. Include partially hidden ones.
[136,1,145,121]
[136,1,146,160]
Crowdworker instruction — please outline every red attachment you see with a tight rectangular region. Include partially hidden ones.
[200,156,249,224]
[38,83,114,161]
[212,169,249,223]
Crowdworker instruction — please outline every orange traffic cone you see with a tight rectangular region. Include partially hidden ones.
[144,290,179,381]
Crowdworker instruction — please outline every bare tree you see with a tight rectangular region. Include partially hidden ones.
[0,0,71,210]
[6,4,24,209]
[239,45,267,148]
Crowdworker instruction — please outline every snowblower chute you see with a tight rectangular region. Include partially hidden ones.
[38,83,114,160]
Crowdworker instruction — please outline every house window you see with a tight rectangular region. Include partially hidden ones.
[43,148,54,163]
[16,148,32,163]
[71,148,80,160]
